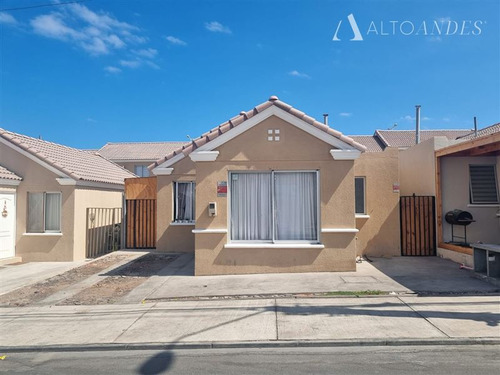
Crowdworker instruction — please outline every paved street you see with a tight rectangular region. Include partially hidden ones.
[1,345,499,374]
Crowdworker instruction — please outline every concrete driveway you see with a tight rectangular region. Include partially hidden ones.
[127,254,499,303]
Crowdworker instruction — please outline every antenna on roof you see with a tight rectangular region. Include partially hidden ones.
[388,123,398,130]
[186,135,193,141]
[473,117,478,137]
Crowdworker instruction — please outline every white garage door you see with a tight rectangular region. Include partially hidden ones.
[0,193,16,259]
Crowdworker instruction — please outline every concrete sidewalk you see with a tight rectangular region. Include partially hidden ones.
[1,295,498,350]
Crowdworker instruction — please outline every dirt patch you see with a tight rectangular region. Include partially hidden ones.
[59,253,177,305]
[0,253,134,307]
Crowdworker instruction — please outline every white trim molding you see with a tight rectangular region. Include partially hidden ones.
[171,222,195,226]
[153,167,174,176]
[0,179,21,186]
[321,228,359,233]
[225,243,325,249]
[355,214,370,219]
[56,178,77,186]
[22,232,63,237]
[330,149,362,160]
[189,151,219,162]
[192,228,228,234]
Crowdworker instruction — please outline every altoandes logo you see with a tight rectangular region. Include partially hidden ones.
[333,14,485,41]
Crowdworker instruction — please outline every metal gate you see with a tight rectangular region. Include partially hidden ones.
[86,207,122,258]
[400,195,436,256]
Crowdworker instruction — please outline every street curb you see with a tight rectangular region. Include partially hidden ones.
[1,338,499,353]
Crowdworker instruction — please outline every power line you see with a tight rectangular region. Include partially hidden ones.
[1,0,91,12]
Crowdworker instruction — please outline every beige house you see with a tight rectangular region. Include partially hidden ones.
[0,128,136,263]
[98,141,187,177]
[400,123,500,266]
[149,96,402,275]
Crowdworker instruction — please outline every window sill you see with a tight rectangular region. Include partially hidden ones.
[23,232,63,236]
[355,214,370,219]
[467,204,499,208]
[224,243,324,249]
[170,222,195,226]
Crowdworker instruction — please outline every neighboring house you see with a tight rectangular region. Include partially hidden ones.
[373,129,472,150]
[98,141,187,177]
[149,96,401,275]
[399,123,500,266]
[0,128,136,263]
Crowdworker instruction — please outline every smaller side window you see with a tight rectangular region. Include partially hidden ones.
[469,165,499,204]
[174,182,196,223]
[355,177,366,214]
[134,165,149,177]
[27,192,62,233]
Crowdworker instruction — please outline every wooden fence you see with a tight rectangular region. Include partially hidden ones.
[125,177,157,249]
[400,195,436,256]
[86,207,122,258]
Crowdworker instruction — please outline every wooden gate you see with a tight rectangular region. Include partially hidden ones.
[125,177,157,249]
[400,195,436,256]
[86,207,122,258]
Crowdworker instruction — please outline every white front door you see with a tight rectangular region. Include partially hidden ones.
[0,193,16,259]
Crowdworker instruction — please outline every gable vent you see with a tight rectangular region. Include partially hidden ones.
[469,165,499,204]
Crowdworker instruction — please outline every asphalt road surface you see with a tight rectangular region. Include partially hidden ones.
[1,345,498,374]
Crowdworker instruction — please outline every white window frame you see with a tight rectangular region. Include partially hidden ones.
[355,176,366,215]
[27,191,62,233]
[228,170,320,244]
[134,165,149,177]
[469,164,499,205]
[173,181,196,224]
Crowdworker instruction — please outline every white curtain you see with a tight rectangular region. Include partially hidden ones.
[274,172,317,241]
[231,173,272,240]
[176,182,194,222]
[27,193,44,233]
[45,193,61,231]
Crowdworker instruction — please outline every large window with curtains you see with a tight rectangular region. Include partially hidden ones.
[27,192,62,233]
[173,182,196,223]
[230,171,319,243]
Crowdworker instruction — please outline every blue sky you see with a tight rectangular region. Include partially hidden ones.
[1,0,499,149]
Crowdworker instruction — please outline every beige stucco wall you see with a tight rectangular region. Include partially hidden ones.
[73,188,124,260]
[0,143,76,261]
[400,137,451,196]
[354,148,401,257]
[440,155,500,244]
[156,156,196,253]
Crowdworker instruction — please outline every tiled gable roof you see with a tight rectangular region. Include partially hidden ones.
[98,142,188,161]
[348,135,385,152]
[457,123,500,140]
[375,129,472,149]
[151,96,367,168]
[0,165,22,181]
[0,128,136,185]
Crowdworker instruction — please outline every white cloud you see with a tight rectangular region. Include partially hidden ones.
[104,66,121,74]
[205,21,231,34]
[29,3,156,69]
[289,70,310,79]
[401,115,431,122]
[339,112,352,117]
[120,59,141,68]
[0,12,17,25]
[132,48,158,58]
[165,36,187,46]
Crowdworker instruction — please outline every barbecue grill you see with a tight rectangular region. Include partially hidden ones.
[445,209,475,246]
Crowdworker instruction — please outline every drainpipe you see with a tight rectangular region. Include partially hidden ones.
[474,116,478,137]
[323,114,329,126]
[415,105,421,144]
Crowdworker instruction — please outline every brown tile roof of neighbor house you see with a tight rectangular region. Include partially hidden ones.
[98,141,188,161]
[0,165,22,181]
[151,96,367,168]
[348,135,385,152]
[375,129,472,149]
[0,128,136,185]
[457,122,500,140]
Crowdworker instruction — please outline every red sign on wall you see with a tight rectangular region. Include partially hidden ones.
[217,181,227,196]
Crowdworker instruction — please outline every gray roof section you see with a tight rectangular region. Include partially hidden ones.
[98,142,189,161]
